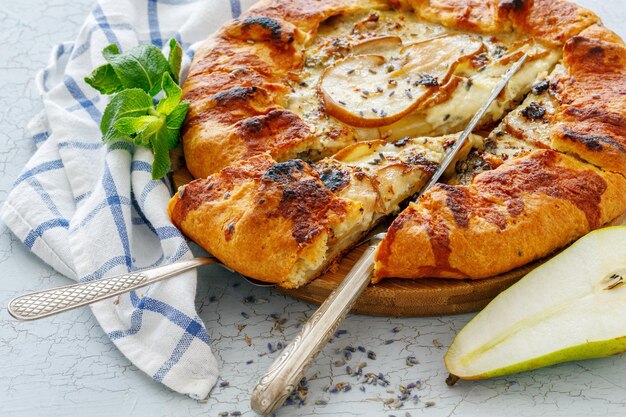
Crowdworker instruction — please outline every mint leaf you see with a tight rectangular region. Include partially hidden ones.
[114,115,160,136]
[104,43,171,96]
[150,127,171,180]
[135,116,165,146]
[100,88,153,142]
[168,38,183,83]
[114,113,163,147]
[84,63,123,94]
[156,72,183,115]
[164,101,189,149]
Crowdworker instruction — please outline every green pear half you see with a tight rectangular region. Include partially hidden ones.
[445,226,626,381]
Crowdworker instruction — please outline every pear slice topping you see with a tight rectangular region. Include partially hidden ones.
[445,226,626,382]
[319,34,484,128]
[350,36,403,57]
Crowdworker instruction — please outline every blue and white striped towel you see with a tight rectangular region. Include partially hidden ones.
[1,0,255,399]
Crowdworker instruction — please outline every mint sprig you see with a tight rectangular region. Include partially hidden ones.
[85,39,187,180]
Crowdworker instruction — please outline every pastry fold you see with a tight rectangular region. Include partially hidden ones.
[374,149,626,281]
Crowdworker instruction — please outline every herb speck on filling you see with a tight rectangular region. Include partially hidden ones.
[521,101,546,120]
[413,73,438,87]
[531,80,549,95]
[394,137,410,147]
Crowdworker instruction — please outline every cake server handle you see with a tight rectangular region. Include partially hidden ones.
[7,257,218,321]
[250,233,386,415]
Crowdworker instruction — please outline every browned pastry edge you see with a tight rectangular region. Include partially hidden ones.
[374,149,626,280]
[181,0,604,179]
[409,0,599,45]
[551,24,626,174]
[168,153,356,287]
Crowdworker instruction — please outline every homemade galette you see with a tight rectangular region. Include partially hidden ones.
[168,0,626,288]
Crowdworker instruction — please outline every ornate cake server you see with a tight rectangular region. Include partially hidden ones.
[250,53,528,416]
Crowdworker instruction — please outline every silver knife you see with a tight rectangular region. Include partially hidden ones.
[250,52,528,416]
[417,52,528,199]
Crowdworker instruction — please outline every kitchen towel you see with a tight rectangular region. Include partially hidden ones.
[0,0,255,399]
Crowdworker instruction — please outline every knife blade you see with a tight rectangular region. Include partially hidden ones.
[416,51,528,199]
[251,52,529,416]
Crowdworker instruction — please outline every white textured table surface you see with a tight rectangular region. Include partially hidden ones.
[2,1,626,416]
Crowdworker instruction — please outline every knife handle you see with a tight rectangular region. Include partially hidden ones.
[7,257,216,321]
[250,233,385,415]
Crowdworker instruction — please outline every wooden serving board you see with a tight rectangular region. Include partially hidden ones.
[171,148,625,317]
[279,244,540,317]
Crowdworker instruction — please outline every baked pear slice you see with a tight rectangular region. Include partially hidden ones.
[350,36,403,57]
[445,226,626,381]
[319,34,483,127]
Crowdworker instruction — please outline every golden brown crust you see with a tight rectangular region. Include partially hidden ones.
[245,0,391,32]
[504,0,599,46]
[551,25,626,175]
[182,12,309,177]
[374,150,626,280]
[408,0,599,45]
[408,0,504,33]
[169,154,354,287]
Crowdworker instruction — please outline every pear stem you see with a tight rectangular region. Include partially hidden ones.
[446,374,460,386]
